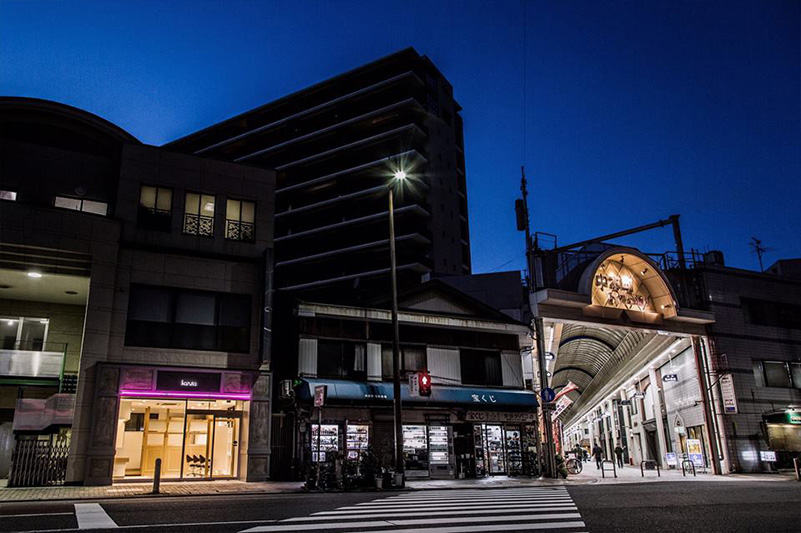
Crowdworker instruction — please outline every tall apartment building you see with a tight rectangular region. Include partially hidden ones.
[165,48,470,302]
[0,97,275,485]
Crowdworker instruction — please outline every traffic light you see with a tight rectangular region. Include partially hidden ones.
[418,372,431,397]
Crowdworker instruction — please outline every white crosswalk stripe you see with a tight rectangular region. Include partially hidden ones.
[240,487,585,532]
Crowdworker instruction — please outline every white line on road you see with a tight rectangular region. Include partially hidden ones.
[336,499,574,511]
[0,512,73,518]
[291,505,577,521]
[241,513,583,532]
[348,522,587,533]
[74,503,118,530]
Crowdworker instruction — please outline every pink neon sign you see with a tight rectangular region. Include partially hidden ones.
[119,390,251,401]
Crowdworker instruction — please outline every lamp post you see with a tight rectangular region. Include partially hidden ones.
[389,170,406,485]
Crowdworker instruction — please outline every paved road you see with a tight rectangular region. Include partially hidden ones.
[0,481,798,532]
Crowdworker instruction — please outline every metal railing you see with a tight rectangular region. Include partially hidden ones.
[225,219,255,242]
[183,213,214,236]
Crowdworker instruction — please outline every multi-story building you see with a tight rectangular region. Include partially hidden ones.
[271,279,538,481]
[0,97,275,485]
[685,255,801,472]
[164,47,471,302]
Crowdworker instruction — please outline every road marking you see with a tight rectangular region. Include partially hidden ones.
[21,518,279,533]
[0,512,73,518]
[74,503,118,530]
[338,499,574,510]
[289,506,578,521]
[349,522,587,533]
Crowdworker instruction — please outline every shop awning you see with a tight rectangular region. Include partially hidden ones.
[296,379,538,409]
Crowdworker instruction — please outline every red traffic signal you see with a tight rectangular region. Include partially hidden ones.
[418,372,432,397]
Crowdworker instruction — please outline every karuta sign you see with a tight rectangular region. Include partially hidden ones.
[466,411,536,423]
[156,371,221,393]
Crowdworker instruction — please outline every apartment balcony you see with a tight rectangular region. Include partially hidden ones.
[0,341,67,382]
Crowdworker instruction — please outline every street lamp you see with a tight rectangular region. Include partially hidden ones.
[389,169,406,485]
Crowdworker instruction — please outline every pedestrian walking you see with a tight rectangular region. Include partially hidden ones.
[592,442,603,470]
[614,444,624,468]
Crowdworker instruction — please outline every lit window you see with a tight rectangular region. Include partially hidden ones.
[1,316,49,350]
[138,185,173,231]
[54,196,108,216]
[225,199,255,242]
[0,190,17,201]
[183,192,215,236]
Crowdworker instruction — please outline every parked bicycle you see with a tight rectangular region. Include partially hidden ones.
[566,456,583,475]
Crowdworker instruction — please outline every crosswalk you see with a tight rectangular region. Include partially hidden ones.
[240,487,587,533]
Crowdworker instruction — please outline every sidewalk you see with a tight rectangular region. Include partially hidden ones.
[0,467,794,502]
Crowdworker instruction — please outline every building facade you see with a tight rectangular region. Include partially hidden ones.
[685,256,801,472]
[164,48,471,302]
[0,97,275,485]
[271,281,538,481]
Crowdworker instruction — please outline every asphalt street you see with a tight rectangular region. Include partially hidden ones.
[0,481,798,533]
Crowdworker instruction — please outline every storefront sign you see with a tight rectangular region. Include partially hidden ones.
[619,400,631,406]
[409,374,419,396]
[155,371,221,393]
[665,452,677,466]
[719,374,738,414]
[314,385,327,407]
[553,395,573,418]
[759,450,777,462]
[632,392,645,399]
[789,413,801,424]
[687,438,704,467]
[662,374,678,383]
[465,411,536,423]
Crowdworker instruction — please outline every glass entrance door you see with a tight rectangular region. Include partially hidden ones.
[484,424,506,474]
[211,416,239,478]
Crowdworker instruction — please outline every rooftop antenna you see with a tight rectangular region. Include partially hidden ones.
[748,237,773,272]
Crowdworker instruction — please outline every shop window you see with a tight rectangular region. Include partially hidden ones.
[0,316,49,350]
[460,349,502,386]
[184,192,215,236]
[752,361,766,388]
[317,340,367,380]
[54,195,108,216]
[791,363,801,389]
[138,185,172,231]
[0,190,17,201]
[381,345,426,380]
[225,199,255,242]
[125,285,251,353]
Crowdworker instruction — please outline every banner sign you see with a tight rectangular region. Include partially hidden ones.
[719,374,738,414]
[465,411,536,423]
[314,385,327,407]
[553,381,579,402]
[553,395,574,418]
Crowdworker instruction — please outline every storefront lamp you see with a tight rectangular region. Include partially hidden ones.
[27,271,42,278]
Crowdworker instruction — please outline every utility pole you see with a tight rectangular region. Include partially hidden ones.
[517,167,555,478]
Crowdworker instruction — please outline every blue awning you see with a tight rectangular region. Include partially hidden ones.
[296,379,538,409]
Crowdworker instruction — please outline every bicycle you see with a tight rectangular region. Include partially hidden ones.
[566,456,583,475]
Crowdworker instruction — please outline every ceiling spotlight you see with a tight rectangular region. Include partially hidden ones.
[394,170,407,181]
[27,271,43,279]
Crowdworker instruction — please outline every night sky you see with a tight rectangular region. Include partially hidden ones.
[2,0,799,273]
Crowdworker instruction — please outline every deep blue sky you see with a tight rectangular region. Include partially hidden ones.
[2,0,799,273]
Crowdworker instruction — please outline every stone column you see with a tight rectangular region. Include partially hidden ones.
[246,370,272,481]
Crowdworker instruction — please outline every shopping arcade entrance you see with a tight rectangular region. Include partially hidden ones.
[528,247,730,474]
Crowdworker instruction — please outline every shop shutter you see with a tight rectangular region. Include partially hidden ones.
[501,351,523,387]
[298,338,317,377]
[427,347,461,385]
[367,343,382,381]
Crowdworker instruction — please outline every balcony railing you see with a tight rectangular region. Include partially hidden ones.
[225,219,255,242]
[183,213,214,237]
[0,341,67,380]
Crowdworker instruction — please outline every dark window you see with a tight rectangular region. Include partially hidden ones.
[138,185,172,231]
[754,360,793,388]
[742,298,801,329]
[381,345,426,380]
[460,349,503,386]
[125,284,251,353]
[318,340,366,380]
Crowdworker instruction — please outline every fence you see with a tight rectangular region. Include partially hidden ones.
[8,438,70,487]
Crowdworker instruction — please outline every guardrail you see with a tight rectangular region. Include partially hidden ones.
[640,460,661,477]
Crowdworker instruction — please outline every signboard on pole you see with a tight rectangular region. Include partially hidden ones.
[314,385,327,407]
[541,387,556,403]
[687,439,704,467]
[409,373,419,396]
[719,373,738,414]
[760,450,777,462]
